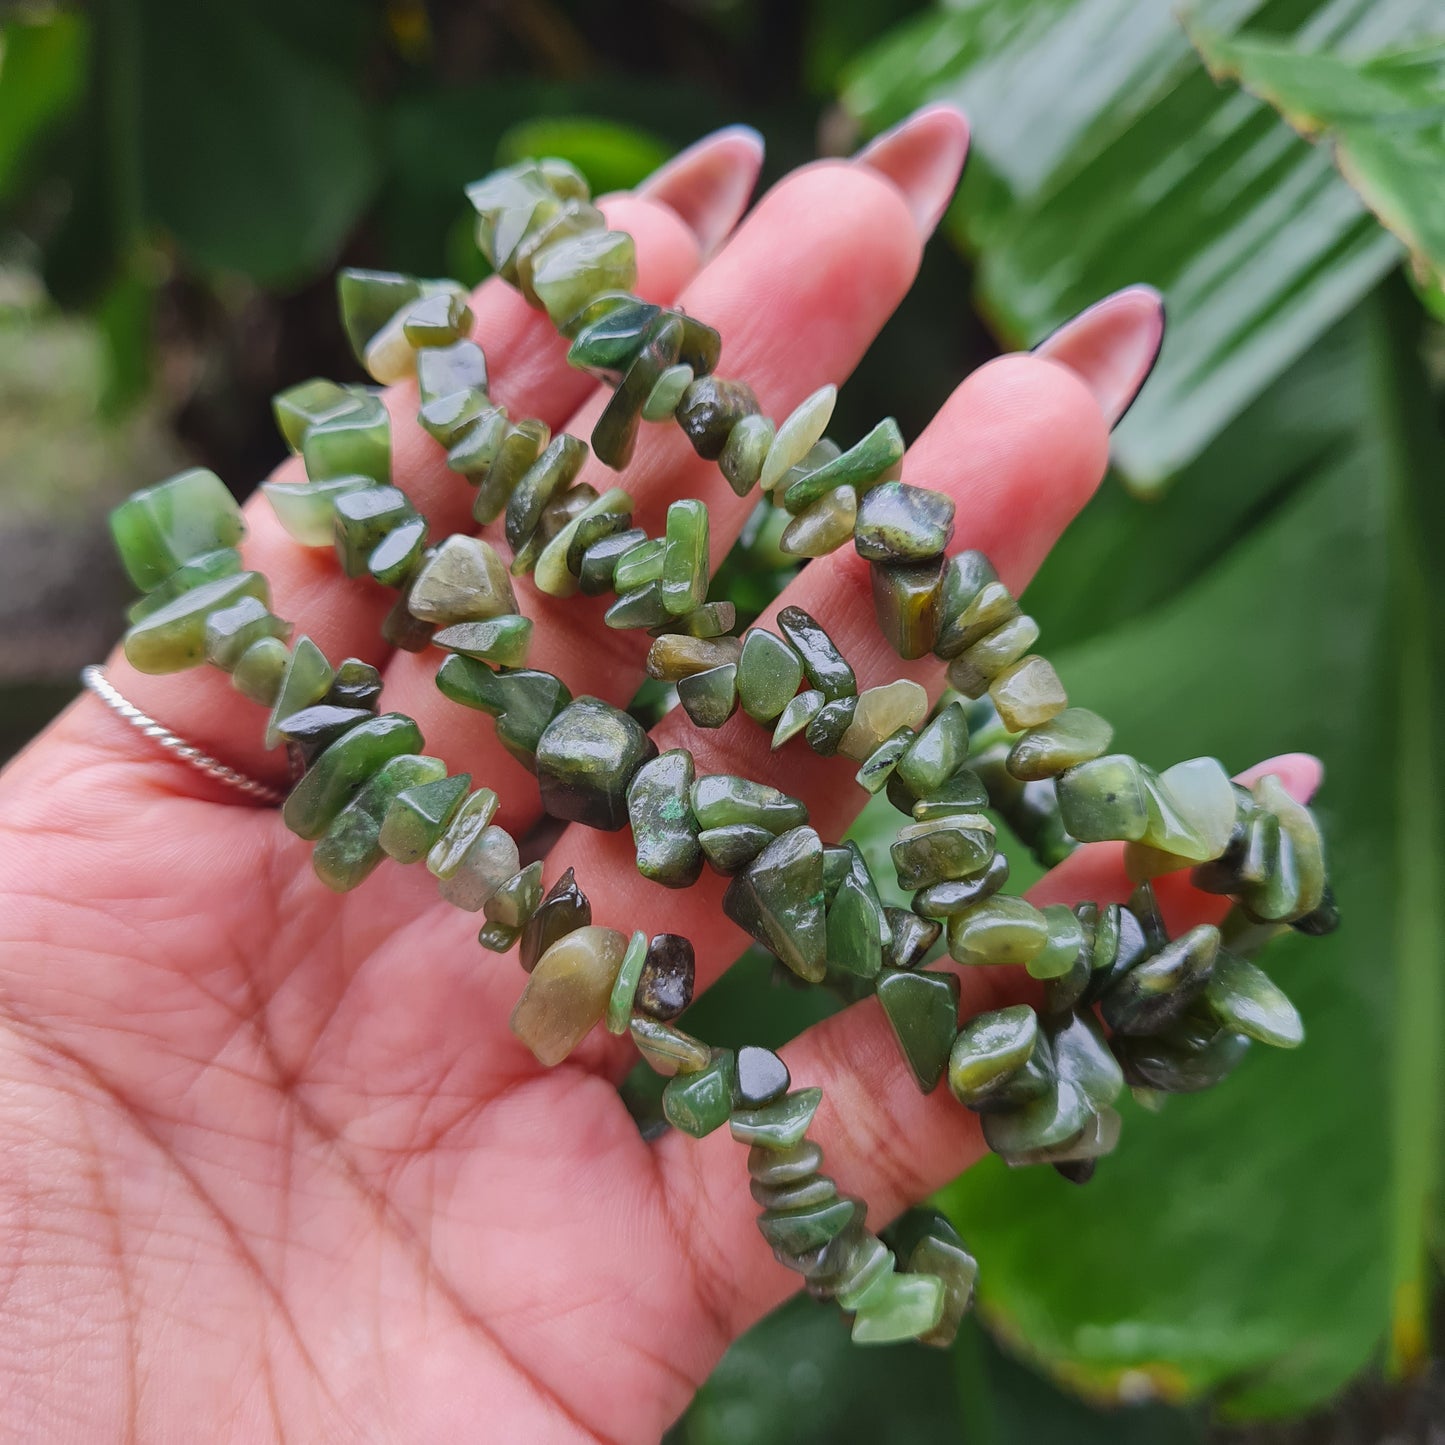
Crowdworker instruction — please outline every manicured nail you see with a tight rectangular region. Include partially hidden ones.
[1033,285,1165,429]
[855,102,970,239]
[1237,752,1324,803]
[639,125,765,258]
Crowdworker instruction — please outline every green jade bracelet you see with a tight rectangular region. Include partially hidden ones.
[108,155,1337,1350]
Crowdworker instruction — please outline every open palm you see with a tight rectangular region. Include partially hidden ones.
[0,111,1315,1443]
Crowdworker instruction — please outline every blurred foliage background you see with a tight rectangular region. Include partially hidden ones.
[1,0,1442,1439]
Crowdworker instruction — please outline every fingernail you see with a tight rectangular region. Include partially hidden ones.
[1033,285,1165,429]
[639,125,765,258]
[855,102,970,239]
[1237,752,1324,803]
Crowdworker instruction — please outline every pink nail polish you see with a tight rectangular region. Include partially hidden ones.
[855,103,970,239]
[1033,285,1165,429]
[639,125,765,258]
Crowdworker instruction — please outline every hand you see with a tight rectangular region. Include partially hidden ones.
[0,109,1314,1444]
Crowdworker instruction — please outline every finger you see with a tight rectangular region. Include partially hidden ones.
[555,347,1116,1065]
[384,108,970,828]
[1033,283,1164,429]
[654,756,1320,1340]
[91,139,753,793]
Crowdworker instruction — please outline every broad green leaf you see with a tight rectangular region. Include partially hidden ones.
[0,11,86,201]
[840,0,1438,490]
[1193,32,1445,294]
[930,297,1443,1417]
[496,115,671,196]
[127,0,380,284]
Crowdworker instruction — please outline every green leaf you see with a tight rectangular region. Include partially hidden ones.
[1193,31,1445,295]
[0,11,87,200]
[840,0,1437,490]
[496,115,671,196]
[128,0,380,284]
[932,295,1444,1417]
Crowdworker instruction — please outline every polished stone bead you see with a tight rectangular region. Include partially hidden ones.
[535,488,632,597]
[402,288,473,350]
[663,1050,737,1138]
[905,768,991,821]
[855,727,915,794]
[478,920,524,954]
[505,433,588,552]
[422,785,497,874]
[884,908,940,970]
[737,629,804,723]
[648,601,736,641]
[933,553,1005,658]
[273,377,355,453]
[416,338,488,404]
[337,268,424,361]
[578,527,647,595]
[613,538,666,596]
[435,658,570,765]
[302,391,391,485]
[1049,1010,1124,1108]
[1203,950,1303,1048]
[771,689,825,748]
[322,659,381,714]
[761,386,836,493]
[905,1229,978,1348]
[628,750,703,888]
[821,845,853,899]
[877,968,960,1092]
[418,389,491,449]
[1057,754,1151,843]
[839,680,929,762]
[313,753,446,892]
[673,311,721,375]
[125,547,244,624]
[981,1077,1092,1157]
[366,515,427,589]
[407,536,516,625]
[782,418,905,514]
[535,696,658,830]
[630,1016,711,1076]
[565,297,662,382]
[637,934,695,1020]
[895,702,969,797]
[676,376,760,460]
[232,636,290,706]
[260,477,375,548]
[948,1004,1039,1109]
[1007,706,1113,781]
[947,894,1050,968]
[203,595,291,672]
[912,851,1010,920]
[642,362,694,422]
[826,872,887,980]
[732,1046,790,1110]
[283,713,423,841]
[723,826,827,982]
[263,635,333,748]
[433,821,518,912]
[720,414,776,496]
[124,571,270,674]
[1150,757,1239,861]
[447,405,510,480]
[780,485,857,557]
[699,823,773,874]
[1102,923,1219,1036]
[760,1194,858,1256]
[521,867,592,973]
[1255,774,1326,920]
[661,498,710,615]
[851,1271,945,1345]
[329,486,411,580]
[990,655,1067,731]
[594,315,683,470]
[832,1233,895,1309]
[891,814,995,891]
[432,616,532,670]
[853,482,955,562]
[512,925,629,1066]
[747,1139,819,1187]
[514,201,606,301]
[1026,903,1085,980]
[692,774,807,833]
[731,1086,822,1149]
[275,703,373,766]
[867,557,943,660]
[751,1173,839,1212]
[379,771,470,864]
[1116,1025,1251,1095]
[111,468,245,592]
[483,860,544,930]
[532,229,638,328]
[383,588,431,655]
[678,663,739,728]
[946,614,1041,698]
[606,930,649,1034]
[604,579,671,630]
[804,696,856,756]
[471,418,550,525]
[773,439,840,501]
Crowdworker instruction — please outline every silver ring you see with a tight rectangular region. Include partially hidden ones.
[79,665,286,806]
